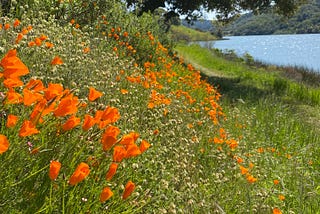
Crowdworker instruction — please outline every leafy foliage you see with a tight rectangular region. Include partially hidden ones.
[125,0,305,21]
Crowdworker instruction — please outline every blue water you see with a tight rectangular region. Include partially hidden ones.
[199,34,320,72]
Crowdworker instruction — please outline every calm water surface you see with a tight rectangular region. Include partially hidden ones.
[199,34,320,72]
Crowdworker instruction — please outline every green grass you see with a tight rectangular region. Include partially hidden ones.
[175,43,320,213]
[0,8,319,214]
[169,25,217,43]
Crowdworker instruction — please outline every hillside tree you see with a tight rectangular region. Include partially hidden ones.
[125,0,306,21]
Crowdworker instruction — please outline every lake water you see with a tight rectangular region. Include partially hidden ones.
[199,34,320,72]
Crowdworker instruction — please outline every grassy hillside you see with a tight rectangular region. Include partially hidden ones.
[0,1,320,214]
[169,24,217,42]
[224,0,320,35]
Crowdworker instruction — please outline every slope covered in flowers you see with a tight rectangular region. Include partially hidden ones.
[0,6,319,214]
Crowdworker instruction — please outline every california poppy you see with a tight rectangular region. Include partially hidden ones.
[35,37,42,46]
[82,114,96,131]
[139,140,151,153]
[273,208,282,214]
[278,194,285,201]
[69,162,90,186]
[105,162,118,181]
[100,187,113,202]
[53,94,79,117]
[125,143,141,158]
[13,19,20,27]
[6,114,18,128]
[15,33,24,44]
[25,79,45,92]
[5,88,23,104]
[44,83,64,101]
[119,132,139,147]
[3,78,24,88]
[88,87,103,102]
[49,160,61,180]
[122,181,135,200]
[23,88,44,106]
[101,125,120,151]
[0,49,29,79]
[29,98,47,124]
[246,174,257,183]
[51,56,63,65]
[112,146,127,162]
[45,42,54,48]
[19,120,40,137]
[83,47,90,53]
[62,115,81,131]
[239,165,249,175]
[0,134,10,154]
[39,34,47,41]
[4,23,10,30]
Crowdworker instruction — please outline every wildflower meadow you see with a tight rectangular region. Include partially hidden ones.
[0,1,319,213]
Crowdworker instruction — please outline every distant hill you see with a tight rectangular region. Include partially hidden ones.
[181,19,216,33]
[224,0,320,35]
[180,0,320,36]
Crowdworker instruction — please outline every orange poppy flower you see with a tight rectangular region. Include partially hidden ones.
[21,27,29,35]
[83,47,90,53]
[15,33,24,44]
[70,19,75,25]
[120,89,128,94]
[25,79,44,92]
[3,78,24,88]
[0,49,29,79]
[0,134,10,154]
[113,146,127,162]
[82,114,96,131]
[88,87,103,102]
[246,174,257,183]
[100,106,120,125]
[51,56,63,65]
[29,98,47,124]
[101,125,120,151]
[278,194,285,201]
[13,19,20,27]
[119,132,139,147]
[28,41,35,47]
[273,208,282,214]
[39,34,47,41]
[273,179,280,185]
[49,160,61,180]
[105,162,118,181]
[100,187,113,202]
[239,165,249,175]
[125,143,141,158]
[122,181,135,200]
[6,114,19,128]
[62,115,81,131]
[69,162,90,186]
[35,37,42,46]
[45,83,64,101]
[45,42,54,48]
[19,120,40,137]
[4,23,10,30]
[139,140,151,153]
[5,88,23,104]
[53,94,79,117]
[23,88,44,106]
